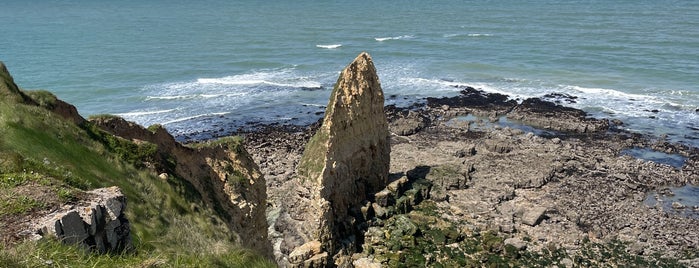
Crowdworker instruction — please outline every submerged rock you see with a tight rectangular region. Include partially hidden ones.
[292,52,390,265]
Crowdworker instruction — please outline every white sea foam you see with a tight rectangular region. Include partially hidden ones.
[316,44,342,49]
[116,109,175,117]
[196,70,323,89]
[443,33,492,38]
[375,35,414,42]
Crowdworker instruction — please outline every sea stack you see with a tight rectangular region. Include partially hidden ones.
[292,52,390,266]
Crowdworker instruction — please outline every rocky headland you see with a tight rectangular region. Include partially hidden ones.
[2,53,699,267]
[245,54,699,266]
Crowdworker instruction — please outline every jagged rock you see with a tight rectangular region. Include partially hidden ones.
[504,237,527,250]
[522,206,548,226]
[425,164,471,195]
[509,98,609,133]
[293,52,390,261]
[289,240,323,264]
[389,111,428,136]
[36,186,130,253]
[374,189,394,207]
[484,140,513,154]
[672,202,685,209]
[90,116,270,255]
[387,176,408,194]
[353,257,382,268]
[59,211,89,244]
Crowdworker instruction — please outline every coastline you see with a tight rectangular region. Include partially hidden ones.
[242,86,699,266]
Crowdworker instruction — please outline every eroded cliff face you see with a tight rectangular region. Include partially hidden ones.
[287,52,390,266]
[90,117,271,255]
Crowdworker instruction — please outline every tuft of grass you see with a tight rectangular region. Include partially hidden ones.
[187,136,244,152]
[24,90,58,109]
[0,237,275,268]
[0,195,43,216]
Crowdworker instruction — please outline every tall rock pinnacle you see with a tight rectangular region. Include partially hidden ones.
[292,52,390,266]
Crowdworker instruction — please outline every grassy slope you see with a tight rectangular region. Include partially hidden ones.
[0,90,274,267]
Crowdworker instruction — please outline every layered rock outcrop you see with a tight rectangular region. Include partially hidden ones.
[34,186,130,253]
[289,52,390,266]
[90,117,271,255]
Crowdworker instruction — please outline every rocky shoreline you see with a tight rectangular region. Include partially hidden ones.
[242,86,699,266]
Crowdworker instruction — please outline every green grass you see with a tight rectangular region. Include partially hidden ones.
[0,238,274,268]
[0,88,275,267]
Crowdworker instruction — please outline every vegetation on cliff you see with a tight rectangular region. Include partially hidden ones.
[0,63,273,267]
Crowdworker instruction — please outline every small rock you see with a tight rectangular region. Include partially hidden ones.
[60,211,88,244]
[372,203,389,219]
[560,257,574,268]
[374,189,394,207]
[387,176,408,194]
[504,237,527,250]
[672,202,686,209]
[499,223,515,234]
[353,257,382,268]
[289,240,323,264]
[521,206,547,226]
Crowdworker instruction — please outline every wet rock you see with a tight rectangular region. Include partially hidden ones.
[426,86,517,117]
[672,202,686,209]
[509,98,609,133]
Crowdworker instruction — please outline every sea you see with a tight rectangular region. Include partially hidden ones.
[1,0,698,147]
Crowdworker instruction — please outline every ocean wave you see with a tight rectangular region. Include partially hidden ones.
[443,33,493,38]
[196,70,323,89]
[375,35,414,42]
[116,109,175,117]
[564,85,662,103]
[316,44,342,49]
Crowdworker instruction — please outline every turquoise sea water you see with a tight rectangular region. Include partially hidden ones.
[1,0,698,144]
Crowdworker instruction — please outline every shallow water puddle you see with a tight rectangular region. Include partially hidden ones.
[449,115,561,137]
[644,185,699,219]
[620,147,686,169]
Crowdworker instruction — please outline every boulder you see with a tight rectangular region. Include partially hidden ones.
[294,52,391,261]
[36,186,131,253]
[509,98,609,133]
[521,206,548,226]
[504,237,527,250]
